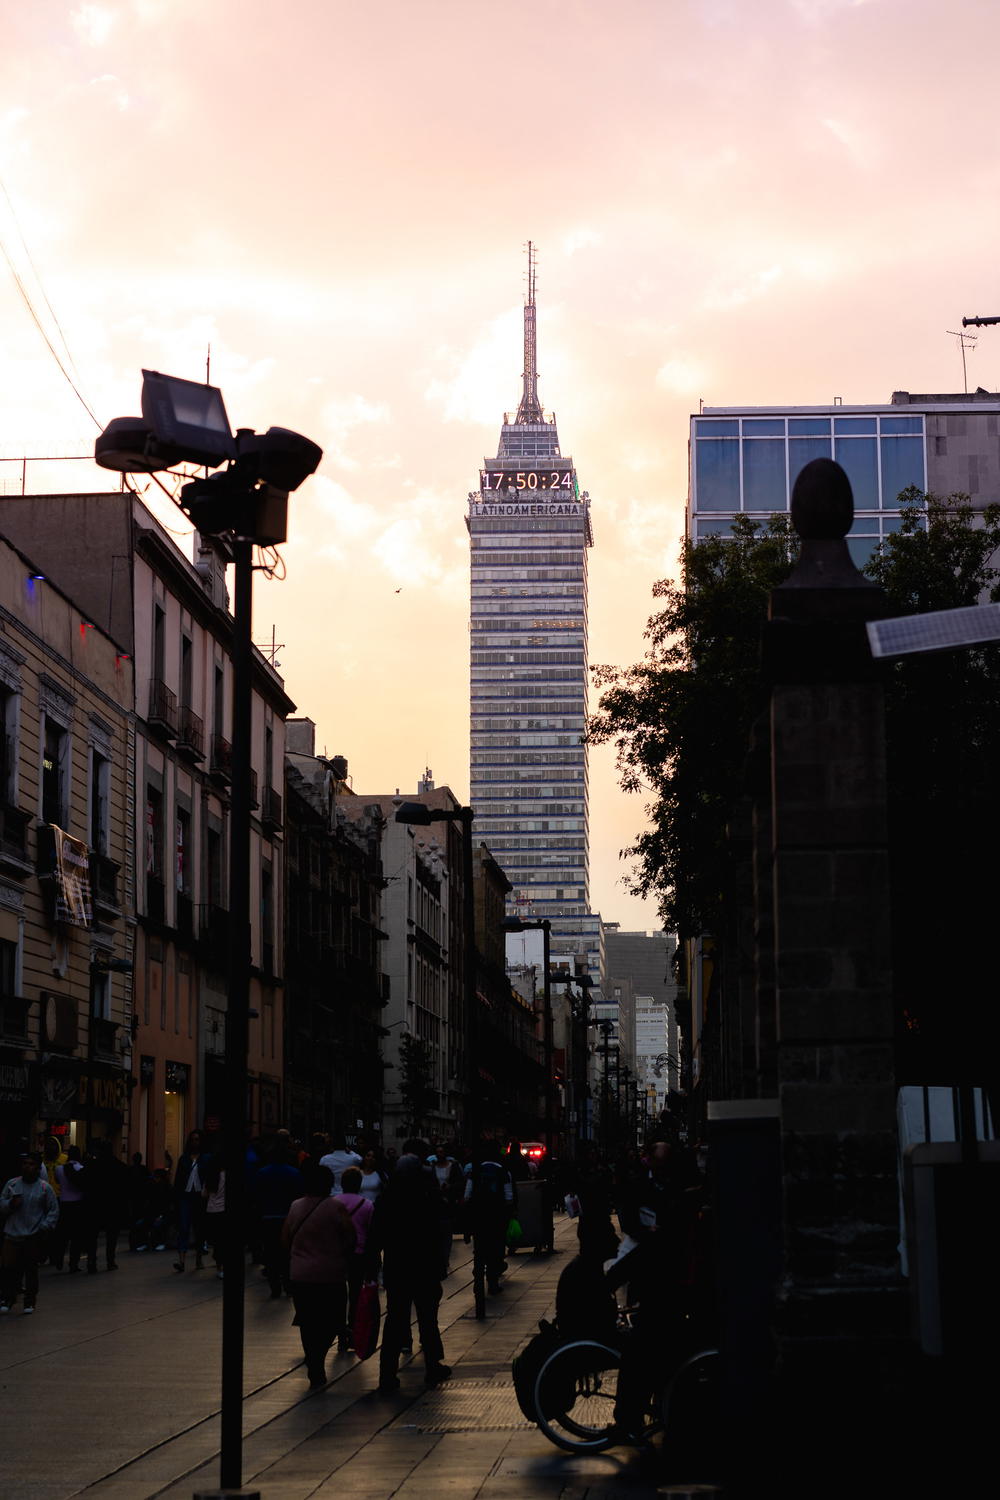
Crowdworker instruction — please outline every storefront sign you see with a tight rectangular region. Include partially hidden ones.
[78,1070,128,1114]
[0,1058,32,1104]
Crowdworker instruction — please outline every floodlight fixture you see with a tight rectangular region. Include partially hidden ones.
[394,801,436,826]
[867,602,1000,660]
[94,415,163,473]
[239,426,323,492]
[141,368,236,468]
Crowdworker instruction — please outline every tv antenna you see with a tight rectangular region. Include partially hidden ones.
[947,328,977,394]
[254,624,284,669]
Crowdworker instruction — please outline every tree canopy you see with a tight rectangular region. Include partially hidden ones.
[590,492,1000,944]
[589,513,797,939]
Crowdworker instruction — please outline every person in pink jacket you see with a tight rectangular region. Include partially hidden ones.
[281,1164,356,1388]
[335,1166,375,1353]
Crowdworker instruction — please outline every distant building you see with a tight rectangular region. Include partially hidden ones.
[283,720,386,1146]
[0,531,132,1169]
[688,390,1000,562]
[467,249,604,997]
[604,927,680,1131]
[342,781,463,1142]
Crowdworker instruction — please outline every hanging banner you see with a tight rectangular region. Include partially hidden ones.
[52,827,93,927]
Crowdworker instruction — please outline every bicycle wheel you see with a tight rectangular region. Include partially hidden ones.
[533,1339,621,1453]
[660,1347,719,1447]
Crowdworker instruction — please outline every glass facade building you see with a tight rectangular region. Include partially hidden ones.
[690,405,929,565]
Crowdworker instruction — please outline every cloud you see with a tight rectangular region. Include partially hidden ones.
[424,307,521,425]
[655,356,709,397]
[90,74,129,111]
[701,264,784,313]
[306,474,378,540]
[320,392,389,469]
[563,227,602,256]
[72,4,115,46]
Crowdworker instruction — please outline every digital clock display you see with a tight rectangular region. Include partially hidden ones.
[480,469,574,493]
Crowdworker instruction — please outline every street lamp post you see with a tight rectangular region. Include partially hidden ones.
[96,371,321,1500]
[394,801,476,1141]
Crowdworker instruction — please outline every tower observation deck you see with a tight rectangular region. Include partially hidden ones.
[467,246,594,922]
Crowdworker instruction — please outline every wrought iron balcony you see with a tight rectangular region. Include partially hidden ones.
[89,851,121,919]
[0,801,31,877]
[148,679,178,738]
[261,785,283,833]
[176,705,205,761]
[210,735,232,784]
[89,1015,120,1064]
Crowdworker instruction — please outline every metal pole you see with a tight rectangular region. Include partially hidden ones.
[460,807,477,1144]
[542,920,552,1157]
[219,534,254,1495]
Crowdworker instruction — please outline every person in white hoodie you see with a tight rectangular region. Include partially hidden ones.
[1,1152,59,1314]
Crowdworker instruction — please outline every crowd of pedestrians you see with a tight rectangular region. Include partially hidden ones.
[0,1126,533,1378]
[2,1120,710,1441]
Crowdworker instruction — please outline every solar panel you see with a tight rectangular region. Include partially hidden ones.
[867,603,1000,659]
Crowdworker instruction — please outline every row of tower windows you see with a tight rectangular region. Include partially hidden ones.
[492,852,586,868]
[474,791,587,807]
[471,516,585,533]
[472,583,584,600]
[471,768,585,783]
[472,552,585,568]
[471,568,583,584]
[472,687,584,703]
[471,651,584,666]
[471,673,585,687]
[473,718,584,732]
[472,734,581,748]
[484,836,585,851]
[472,751,584,767]
[476,804,584,818]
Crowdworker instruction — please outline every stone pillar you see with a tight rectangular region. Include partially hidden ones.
[764,460,907,1486]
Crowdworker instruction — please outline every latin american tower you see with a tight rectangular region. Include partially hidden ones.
[467,247,595,944]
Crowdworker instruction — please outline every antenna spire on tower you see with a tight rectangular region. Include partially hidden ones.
[516,241,544,424]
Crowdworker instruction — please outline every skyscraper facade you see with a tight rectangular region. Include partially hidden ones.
[467,249,593,930]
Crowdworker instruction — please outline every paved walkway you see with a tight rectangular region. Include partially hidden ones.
[0,1216,721,1499]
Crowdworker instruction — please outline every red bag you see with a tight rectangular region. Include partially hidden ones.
[352,1281,381,1361]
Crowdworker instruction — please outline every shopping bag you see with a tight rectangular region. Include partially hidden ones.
[351,1281,381,1361]
[506,1215,524,1249]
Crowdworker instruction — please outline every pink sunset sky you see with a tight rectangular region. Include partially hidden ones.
[2,0,999,931]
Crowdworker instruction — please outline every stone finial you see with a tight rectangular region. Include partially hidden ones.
[778,458,878,592]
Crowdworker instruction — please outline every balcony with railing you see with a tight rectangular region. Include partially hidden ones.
[0,801,32,877]
[147,680,178,739]
[176,705,205,762]
[261,785,283,834]
[89,1015,120,1064]
[210,734,232,784]
[89,851,121,920]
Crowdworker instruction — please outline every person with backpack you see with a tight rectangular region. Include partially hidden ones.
[464,1139,514,1296]
[334,1166,375,1352]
